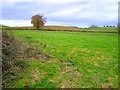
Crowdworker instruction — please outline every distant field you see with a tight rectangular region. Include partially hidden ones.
[83,27,118,32]
[5,30,118,88]
[43,25,80,31]
[2,26,118,33]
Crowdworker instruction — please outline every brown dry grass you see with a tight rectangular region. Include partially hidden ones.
[44,25,80,31]
[8,25,80,31]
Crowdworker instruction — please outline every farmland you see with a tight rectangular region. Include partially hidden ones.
[1,26,118,33]
[3,28,118,88]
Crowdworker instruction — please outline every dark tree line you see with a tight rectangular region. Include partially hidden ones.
[103,25,116,27]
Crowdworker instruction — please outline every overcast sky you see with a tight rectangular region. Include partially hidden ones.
[0,0,119,27]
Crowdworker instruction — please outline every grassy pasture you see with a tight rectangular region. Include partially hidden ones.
[4,30,118,88]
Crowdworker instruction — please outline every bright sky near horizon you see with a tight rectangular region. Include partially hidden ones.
[0,0,119,27]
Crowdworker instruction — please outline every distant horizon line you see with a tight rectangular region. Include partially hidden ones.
[0,24,117,28]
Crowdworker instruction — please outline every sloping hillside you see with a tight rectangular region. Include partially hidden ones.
[3,25,80,31]
[43,26,80,31]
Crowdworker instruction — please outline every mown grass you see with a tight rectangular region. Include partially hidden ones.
[6,30,118,88]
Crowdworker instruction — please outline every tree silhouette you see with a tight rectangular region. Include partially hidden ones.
[31,14,46,29]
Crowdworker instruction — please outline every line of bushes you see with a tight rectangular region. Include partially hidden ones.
[2,31,44,88]
[2,27,36,30]
[2,31,27,87]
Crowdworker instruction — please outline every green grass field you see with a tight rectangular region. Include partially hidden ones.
[5,30,118,88]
